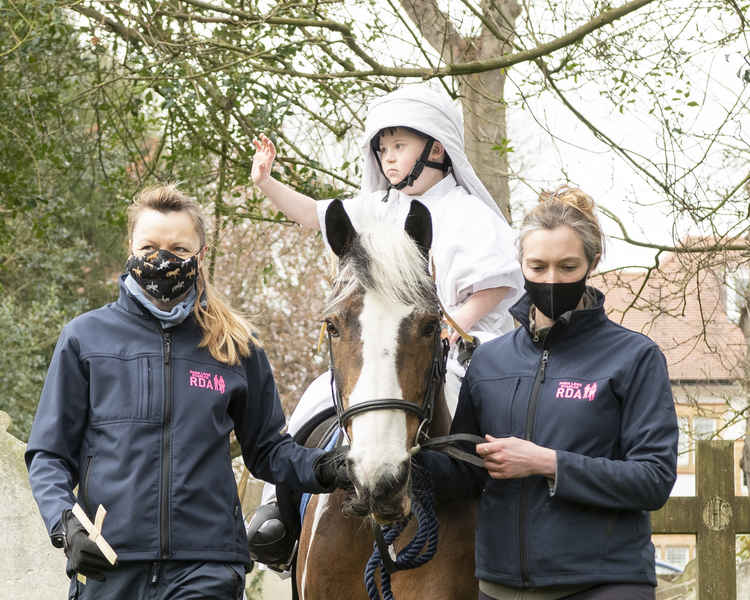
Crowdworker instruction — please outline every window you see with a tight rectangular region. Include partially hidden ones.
[725,267,749,325]
[665,545,690,570]
[693,417,716,440]
[677,416,690,466]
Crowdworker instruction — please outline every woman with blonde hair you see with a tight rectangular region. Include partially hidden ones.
[421,186,678,600]
[26,185,349,599]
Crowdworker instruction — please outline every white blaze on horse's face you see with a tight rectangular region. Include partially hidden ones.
[348,290,413,493]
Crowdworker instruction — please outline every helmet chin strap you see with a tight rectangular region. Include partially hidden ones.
[373,137,447,196]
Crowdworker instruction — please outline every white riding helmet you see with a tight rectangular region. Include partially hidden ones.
[361,82,501,217]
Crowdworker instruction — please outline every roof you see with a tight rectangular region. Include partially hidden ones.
[594,249,747,381]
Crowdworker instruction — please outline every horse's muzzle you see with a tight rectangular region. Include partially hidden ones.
[345,460,411,524]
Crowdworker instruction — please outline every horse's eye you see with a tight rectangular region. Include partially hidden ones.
[421,320,439,337]
[326,320,339,338]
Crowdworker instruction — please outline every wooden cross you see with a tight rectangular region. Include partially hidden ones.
[71,503,118,584]
[651,440,750,599]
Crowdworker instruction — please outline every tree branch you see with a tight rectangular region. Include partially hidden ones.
[71,5,143,45]
[599,205,750,253]
[398,0,464,58]
[74,0,658,79]
[703,171,750,220]
[534,57,680,203]
[178,0,383,70]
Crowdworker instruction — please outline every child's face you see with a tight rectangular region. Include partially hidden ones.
[376,128,444,195]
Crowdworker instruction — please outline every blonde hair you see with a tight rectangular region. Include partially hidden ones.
[127,184,256,365]
[519,185,605,266]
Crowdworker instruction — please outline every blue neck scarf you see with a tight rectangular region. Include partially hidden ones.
[125,274,196,329]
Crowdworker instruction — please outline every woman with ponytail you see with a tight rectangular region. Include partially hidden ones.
[25,185,349,600]
[421,187,679,600]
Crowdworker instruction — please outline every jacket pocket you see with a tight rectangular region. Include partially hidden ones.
[83,421,162,553]
[80,455,94,514]
[476,479,520,577]
[89,355,154,422]
[140,357,153,418]
[474,376,522,436]
[527,494,608,574]
[234,502,246,545]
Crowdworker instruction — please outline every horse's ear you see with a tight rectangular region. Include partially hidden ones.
[325,199,357,258]
[404,200,433,256]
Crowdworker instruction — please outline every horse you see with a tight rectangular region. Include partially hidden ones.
[295,198,478,599]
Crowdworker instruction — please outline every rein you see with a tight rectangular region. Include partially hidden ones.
[410,433,487,468]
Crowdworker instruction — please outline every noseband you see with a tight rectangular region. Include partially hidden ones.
[327,326,448,442]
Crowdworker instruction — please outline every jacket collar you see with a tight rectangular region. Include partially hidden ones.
[389,173,457,205]
[510,286,608,342]
[116,274,203,330]
[115,274,166,325]
[412,172,457,201]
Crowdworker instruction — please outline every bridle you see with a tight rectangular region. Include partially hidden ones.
[324,252,481,445]
[325,305,486,469]
[325,306,485,589]
[327,322,448,445]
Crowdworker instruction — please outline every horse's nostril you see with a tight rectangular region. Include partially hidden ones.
[371,461,410,504]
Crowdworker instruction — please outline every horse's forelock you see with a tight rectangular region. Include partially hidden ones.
[324,223,437,316]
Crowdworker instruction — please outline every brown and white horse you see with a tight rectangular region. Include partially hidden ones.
[296,199,477,599]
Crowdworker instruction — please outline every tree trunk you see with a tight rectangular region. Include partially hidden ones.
[398,0,520,222]
[459,64,513,223]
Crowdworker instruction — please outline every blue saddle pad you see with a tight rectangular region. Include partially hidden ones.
[299,428,342,522]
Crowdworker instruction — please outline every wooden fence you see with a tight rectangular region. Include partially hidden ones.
[651,440,750,599]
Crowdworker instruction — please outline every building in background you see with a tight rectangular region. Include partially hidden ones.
[598,244,748,570]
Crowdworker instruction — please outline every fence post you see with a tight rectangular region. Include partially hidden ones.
[651,440,750,599]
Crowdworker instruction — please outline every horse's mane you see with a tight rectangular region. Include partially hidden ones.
[324,220,438,316]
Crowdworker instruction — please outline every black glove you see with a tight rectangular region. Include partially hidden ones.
[313,447,352,492]
[457,335,480,367]
[61,509,114,581]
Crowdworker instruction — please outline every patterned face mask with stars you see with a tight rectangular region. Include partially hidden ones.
[126,248,199,303]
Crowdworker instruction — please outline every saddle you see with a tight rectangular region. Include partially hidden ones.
[276,407,340,600]
[277,407,339,550]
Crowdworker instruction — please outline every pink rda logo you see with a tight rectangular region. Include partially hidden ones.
[189,370,226,394]
[555,380,597,401]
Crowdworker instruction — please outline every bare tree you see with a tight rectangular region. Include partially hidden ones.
[210,197,331,413]
[397,0,522,220]
[61,0,663,216]
[47,0,750,415]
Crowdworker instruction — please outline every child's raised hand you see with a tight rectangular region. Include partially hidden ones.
[251,133,276,186]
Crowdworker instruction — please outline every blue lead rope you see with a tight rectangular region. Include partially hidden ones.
[364,474,438,600]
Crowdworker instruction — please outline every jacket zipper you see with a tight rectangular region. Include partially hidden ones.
[519,347,549,585]
[160,332,173,558]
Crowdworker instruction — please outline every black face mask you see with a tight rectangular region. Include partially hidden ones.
[126,249,199,303]
[524,274,587,321]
